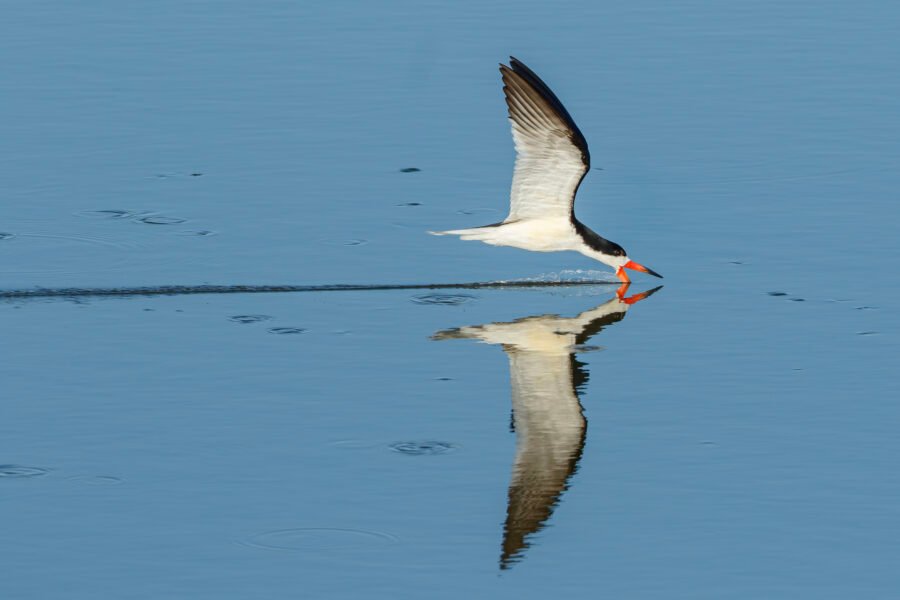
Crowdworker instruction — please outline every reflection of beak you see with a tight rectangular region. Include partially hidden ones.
[616,284,664,305]
[624,260,663,279]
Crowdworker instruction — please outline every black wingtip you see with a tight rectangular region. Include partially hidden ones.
[499,55,590,168]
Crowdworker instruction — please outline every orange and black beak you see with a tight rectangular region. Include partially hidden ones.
[624,260,663,279]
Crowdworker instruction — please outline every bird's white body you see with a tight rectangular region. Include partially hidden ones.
[436,218,575,251]
[434,217,629,271]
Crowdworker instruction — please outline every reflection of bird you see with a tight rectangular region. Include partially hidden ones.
[433,284,661,569]
[431,57,662,283]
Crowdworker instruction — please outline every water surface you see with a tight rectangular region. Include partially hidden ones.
[2,1,899,598]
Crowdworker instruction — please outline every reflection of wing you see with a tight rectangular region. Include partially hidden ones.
[502,348,586,569]
[433,292,648,569]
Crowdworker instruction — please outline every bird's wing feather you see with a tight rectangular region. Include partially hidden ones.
[501,57,591,222]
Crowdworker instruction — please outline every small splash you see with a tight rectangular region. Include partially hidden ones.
[138,216,186,225]
[768,291,788,297]
[729,261,746,265]
[507,269,617,284]
[242,527,399,552]
[400,167,421,173]
[268,327,306,335]
[857,331,879,336]
[855,306,877,310]
[0,465,48,479]
[411,294,476,306]
[389,441,457,456]
[229,315,273,324]
[790,298,806,302]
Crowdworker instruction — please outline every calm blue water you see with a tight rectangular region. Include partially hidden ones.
[2,1,899,598]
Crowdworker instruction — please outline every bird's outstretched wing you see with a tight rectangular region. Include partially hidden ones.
[500,57,591,222]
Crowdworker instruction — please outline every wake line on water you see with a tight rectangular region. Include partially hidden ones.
[0,280,620,299]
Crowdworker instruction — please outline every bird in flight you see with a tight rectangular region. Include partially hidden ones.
[431,57,662,283]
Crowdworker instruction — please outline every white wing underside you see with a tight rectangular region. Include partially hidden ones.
[508,123,587,221]
[502,63,589,222]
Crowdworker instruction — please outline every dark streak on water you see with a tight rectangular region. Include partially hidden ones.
[0,280,619,300]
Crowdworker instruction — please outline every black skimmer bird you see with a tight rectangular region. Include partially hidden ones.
[432,58,662,284]
[433,284,661,568]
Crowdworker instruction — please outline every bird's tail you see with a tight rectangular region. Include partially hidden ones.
[428,223,505,242]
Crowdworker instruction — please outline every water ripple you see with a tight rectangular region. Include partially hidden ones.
[0,232,138,275]
[66,475,123,486]
[76,209,146,220]
[176,229,217,237]
[138,216,187,225]
[228,315,273,324]
[241,527,399,552]
[268,327,306,335]
[0,465,48,479]
[411,294,476,306]
[389,441,457,456]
